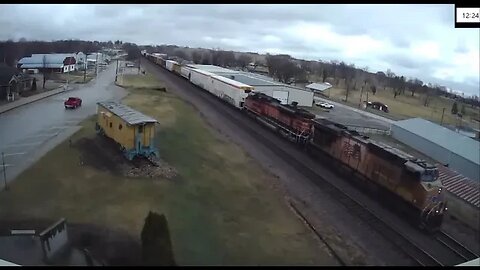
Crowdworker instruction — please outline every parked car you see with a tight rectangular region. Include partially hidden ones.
[315,101,335,109]
[126,63,135,67]
[64,97,82,109]
[366,101,389,113]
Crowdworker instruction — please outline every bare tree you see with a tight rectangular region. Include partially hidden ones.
[236,54,252,69]
[192,51,202,64]
[423,85,432,107]
[407,78,423,97]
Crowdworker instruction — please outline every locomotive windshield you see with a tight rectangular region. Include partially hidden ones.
[420,168,439,182]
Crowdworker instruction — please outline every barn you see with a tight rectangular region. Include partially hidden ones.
[391,118,480,181]
[96,101,159,160]
[17,54,76,73]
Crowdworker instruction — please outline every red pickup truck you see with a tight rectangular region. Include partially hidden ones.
[64,97,82,109]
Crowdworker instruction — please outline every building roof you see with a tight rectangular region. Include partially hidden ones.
[0,258,19,266]
[17,54,75,69]
[97,101,158,125]
[438,165,480,208]
[393,118,480,165]
[210,74,254,90]
[456,257,480,266]
[306,82,332,92]
[19,63,64,69]
[187,64,240,74]
[190,64,311,93]
[0,236,45,265]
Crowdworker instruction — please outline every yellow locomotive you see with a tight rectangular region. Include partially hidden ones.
[309,118,447,231]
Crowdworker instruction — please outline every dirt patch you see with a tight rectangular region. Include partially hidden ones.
[73,135,177,180]
[74,136,123,173]
[126,157,177,179]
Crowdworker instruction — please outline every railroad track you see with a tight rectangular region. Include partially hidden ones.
[435,231,479,263]
[146,60,444,266]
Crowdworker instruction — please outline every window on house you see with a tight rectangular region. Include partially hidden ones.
[119,124,123,130]
[138,125,143,133]
[109,122,112,128]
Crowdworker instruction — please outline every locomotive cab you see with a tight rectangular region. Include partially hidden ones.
[406,160,447,231]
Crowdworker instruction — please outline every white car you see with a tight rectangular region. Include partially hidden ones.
[315,102,334,109]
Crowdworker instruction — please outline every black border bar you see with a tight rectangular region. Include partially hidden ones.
[455,4,480,28]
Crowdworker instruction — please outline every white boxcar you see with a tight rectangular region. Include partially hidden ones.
[210,74,254,108]
[188,69,254,109]
[180,66,193,80]
[165,60,178,71]
[189,68,215,90]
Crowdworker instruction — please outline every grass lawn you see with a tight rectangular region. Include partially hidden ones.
[118,73,165,90]
[0,77,335,265]
[326,86,479,129]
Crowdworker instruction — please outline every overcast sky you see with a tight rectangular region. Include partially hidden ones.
[1,4,479,96]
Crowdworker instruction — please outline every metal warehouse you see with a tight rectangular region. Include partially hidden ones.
[188,65,314,107]
[391,118,480,181]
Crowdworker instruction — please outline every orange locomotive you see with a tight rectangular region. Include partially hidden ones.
[309,118,446,230]
[244,93,447,231]
[244,92,315,144]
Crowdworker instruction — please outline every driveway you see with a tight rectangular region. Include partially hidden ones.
[0,63,127,188]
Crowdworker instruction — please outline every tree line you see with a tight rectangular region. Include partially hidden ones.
[141,44,254,71]
[141,44,479,108]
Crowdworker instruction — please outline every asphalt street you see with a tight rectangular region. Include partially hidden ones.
[0,63,127,188]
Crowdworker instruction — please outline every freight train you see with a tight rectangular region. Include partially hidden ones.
[143,53,447,231]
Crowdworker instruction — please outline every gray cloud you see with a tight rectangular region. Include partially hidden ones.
[0,4,478,95]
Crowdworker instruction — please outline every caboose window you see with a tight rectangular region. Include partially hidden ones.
[109,122,112,128]
[119,124,123,130]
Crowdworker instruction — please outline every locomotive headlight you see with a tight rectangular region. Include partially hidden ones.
[438,187,442,193]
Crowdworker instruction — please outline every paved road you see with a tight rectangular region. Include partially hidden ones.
[312,96,394,130]
[0,63,127,188]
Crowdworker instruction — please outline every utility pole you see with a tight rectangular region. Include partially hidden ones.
[95,53,98,76]
[440,107,446,126]
[138,57,141,75]
[115,59,119,82]
[2,152,7,191]
[359,86,364,108]
[83,55,87,83]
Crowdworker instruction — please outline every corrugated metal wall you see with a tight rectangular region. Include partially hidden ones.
[391,125,479,181]
[253,85,313,107]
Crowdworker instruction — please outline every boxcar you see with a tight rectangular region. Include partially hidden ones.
[95,101,159,160]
